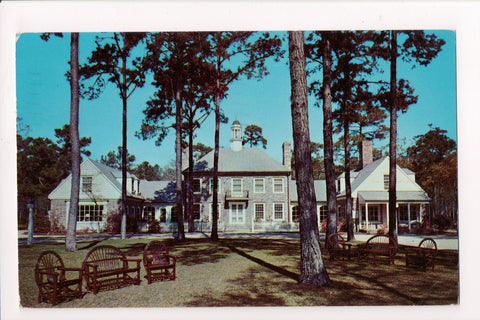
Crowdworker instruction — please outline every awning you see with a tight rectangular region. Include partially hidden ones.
[358,191,430,203]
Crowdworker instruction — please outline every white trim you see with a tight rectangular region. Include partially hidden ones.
[253,178,265,193]
[272,203,284,221]
[209,177,221,194]
[231,177,243,195]
[193,178,202,194]
[254,203,265,221]
[229,202,245,224]
[272,177,284,193]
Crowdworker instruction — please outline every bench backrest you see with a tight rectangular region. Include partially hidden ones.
[143,240,170,266]
[326,233,346,253]
[35,251,65,285]
[366,235,397,254]
[83,245,126,272]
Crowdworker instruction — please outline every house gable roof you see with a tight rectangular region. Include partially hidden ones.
[139,180,176,202]
[191,147,290,174]
[290,180,327,202]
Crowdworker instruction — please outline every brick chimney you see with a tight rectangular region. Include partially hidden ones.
[358,140,373,169]
[282,141,292,168]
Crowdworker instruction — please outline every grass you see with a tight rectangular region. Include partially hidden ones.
[18,236,459,308]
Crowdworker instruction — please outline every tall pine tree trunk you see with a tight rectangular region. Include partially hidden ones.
[187,124,195,232]
[175,84,185,240]
[388,30,398,243]
[344,119,355,241]
[289,31,330,286]
[66,32,79,252]
[210,57,221,241]
[322,32,338,244]
[120,33,128,240]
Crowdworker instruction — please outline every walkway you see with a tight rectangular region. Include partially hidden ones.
[18,230,458,250]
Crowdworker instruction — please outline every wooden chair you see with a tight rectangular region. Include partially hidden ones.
[143,240,177,284]
[326,233,351,260]
[405,237,438,271]
[35,251,83,305]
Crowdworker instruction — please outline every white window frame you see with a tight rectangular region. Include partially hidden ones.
[82,176,93,193]
[209,177,221,194]
[254,178,265,193]
[231,178,243,195]
[192,203,201,220]
[77,203,104,222]
[193,178,202,194]
[254,203,265,221]
[143,206,156,221]
[230,202,245,224]
[272,178,284,193]
[318,205,328,223]
[273,203,284,221]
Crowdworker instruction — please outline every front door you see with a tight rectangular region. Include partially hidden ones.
[230,203,245,224]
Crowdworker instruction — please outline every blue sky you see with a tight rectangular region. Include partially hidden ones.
[16,31,456,168]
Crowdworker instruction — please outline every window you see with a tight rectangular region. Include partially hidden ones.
[131,178,135,193]
[254,178,265,193]
[368,206,380,222]
[337,179,341,193]
[230,203,245,224]
[255,203,265,221]
[292,205,300,222]
[273,178,284,193]
[193,203,201,220]
[192,178,201,194]
[160,208,166,223]
[209,178,221,194]
[82,176,92,192]
[399,205,408,221]
[384,174,389,190]
[77,204,103,222]
[273,203,284,220]
[319,205,328,222]
[143,206,155,221]
[232,178,242,194]
[399,204,418,221]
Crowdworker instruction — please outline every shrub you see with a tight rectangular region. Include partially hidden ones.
[147,219,161,233]
[376,224,388,235]
[432,215,455,231]
[33,212,51,234]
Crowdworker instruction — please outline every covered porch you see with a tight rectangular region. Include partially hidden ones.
[356,191,430,232]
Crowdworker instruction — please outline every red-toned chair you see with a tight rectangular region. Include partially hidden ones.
[143,240,177,284]
[35,251,83,305]
[326,233,352,260]
[405,238,438,271]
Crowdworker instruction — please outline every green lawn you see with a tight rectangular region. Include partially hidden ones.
[18,236,459,307]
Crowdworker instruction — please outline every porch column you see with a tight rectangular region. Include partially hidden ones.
[408,203,411,230]
[365,202,369,232]
[386,203,389,227]
[358,204,362,229]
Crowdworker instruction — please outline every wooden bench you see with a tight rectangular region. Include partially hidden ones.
[405,237,438,271]
[35,251,84,305]
[143,240,177,284]
[325,233,352,260]
[359,235,397,265]
[82,245,141,294]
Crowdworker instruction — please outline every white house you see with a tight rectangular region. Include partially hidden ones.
[336,140,430,232]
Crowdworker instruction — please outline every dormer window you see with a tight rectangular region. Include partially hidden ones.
[82,176,92,192]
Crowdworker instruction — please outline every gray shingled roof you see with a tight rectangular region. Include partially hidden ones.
[290,180,327,202]
[191,147,290,173]
[140,180,176,202]
[358,191,430,202]
[88,159,140,198]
